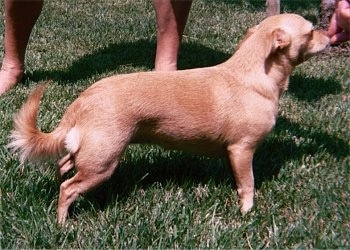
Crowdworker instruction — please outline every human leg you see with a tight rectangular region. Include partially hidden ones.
[0,0,43,94]
[153,0,192,71]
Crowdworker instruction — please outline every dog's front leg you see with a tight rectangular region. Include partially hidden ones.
[227,143,255,214]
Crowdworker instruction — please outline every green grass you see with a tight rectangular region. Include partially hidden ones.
[1,0,349,248]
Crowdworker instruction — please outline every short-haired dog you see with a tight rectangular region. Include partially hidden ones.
[8,14,329,224]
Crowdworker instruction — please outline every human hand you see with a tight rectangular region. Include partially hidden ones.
[327,0,350,44]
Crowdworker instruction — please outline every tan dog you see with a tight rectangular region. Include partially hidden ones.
[8,14,329,224]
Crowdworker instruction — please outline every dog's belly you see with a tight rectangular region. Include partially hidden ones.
[131,125,226,158]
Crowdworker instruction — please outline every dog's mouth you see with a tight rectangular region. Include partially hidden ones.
[306,30,330,54]
[295,31,330,64]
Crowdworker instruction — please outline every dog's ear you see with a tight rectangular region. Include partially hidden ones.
[271,28,291,53]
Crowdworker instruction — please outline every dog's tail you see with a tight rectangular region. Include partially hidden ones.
[8,84,68,163]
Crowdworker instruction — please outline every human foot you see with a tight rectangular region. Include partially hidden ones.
[0,63,24,95]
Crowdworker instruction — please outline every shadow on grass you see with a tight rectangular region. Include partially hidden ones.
[83,115,348,211]
[24,39,229,84]
[289,74,342,101]
[253,116,348,188]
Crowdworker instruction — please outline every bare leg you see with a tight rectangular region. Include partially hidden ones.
[153,0,192,71]
[0,0,43,95]
[227,144,255,213]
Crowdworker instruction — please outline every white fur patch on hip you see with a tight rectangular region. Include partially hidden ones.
[65,127,80,154]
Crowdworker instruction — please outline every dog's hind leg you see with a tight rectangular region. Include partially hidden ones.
[56,124,134,224]
[55,120,135,223]
[57,157,120,224]
[227,143,255,214]
[56,153,75,181]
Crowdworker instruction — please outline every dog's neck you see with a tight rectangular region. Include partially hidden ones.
[220,34,294,101]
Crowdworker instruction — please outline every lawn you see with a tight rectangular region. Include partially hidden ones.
[0,0,349,248]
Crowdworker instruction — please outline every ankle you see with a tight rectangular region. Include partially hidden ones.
[0,63,25,94]
[154,60,177,71]
[1,58,24,72]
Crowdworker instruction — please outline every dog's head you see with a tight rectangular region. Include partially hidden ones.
[239,13,330,65]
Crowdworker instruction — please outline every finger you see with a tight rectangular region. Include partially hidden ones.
[339,4,350,20]
[327,14,341,37]
[330,31,350,44]
[338,0,350,10]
